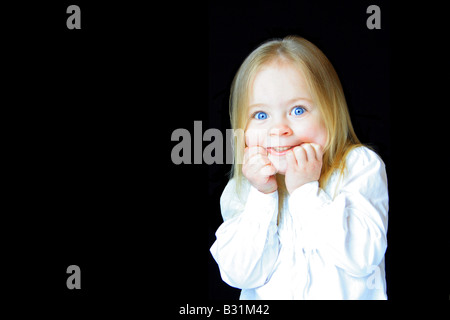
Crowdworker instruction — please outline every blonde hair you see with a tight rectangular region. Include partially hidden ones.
[229,36,362,201]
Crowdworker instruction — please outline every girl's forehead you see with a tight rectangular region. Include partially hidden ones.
[249,60,311,103]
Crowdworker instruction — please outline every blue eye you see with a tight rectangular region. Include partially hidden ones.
[254,111,268,120]
[291,106,306,116]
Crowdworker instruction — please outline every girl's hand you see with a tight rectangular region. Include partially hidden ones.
[285,143,323,194]
[242,146,278,194]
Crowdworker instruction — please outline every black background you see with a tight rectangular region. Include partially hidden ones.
[4,0,448,315]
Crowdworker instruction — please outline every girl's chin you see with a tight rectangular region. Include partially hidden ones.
[268,154,287,175]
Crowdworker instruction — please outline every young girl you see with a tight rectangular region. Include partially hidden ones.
[210,36,389,299]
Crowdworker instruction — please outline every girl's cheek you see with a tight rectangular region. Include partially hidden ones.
[294,121,327,147]
[245,129,267,147]
[305,126,327,149]
[313,119,328,147]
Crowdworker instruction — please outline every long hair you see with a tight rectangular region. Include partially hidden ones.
[229,36,362,203]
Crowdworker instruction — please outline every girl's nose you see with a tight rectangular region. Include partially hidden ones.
[269,123,293,137]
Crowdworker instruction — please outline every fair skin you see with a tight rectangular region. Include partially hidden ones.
[242,59,328,194]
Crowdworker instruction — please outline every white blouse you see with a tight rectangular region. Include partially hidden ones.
[210,147,389,299]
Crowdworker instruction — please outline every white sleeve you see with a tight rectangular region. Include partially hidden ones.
[210,179,280,289]
[288,147,389,278]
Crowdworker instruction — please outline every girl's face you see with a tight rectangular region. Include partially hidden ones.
[245,60,328,175]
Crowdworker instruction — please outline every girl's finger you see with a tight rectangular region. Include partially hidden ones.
[260,163,277,177]
[248,146,268,156]
[293,145,307,165]
[244,146,266,163]
[302,143,316,162]
[309,143,324,161]
[248,153,271,167]
[285,149,297,172]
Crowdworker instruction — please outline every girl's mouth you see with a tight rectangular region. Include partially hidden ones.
[267,145,300,156]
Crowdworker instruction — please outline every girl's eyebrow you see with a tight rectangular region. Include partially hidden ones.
[248,103,268,110]
[249,97,312,109]
[286,96,312,104]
